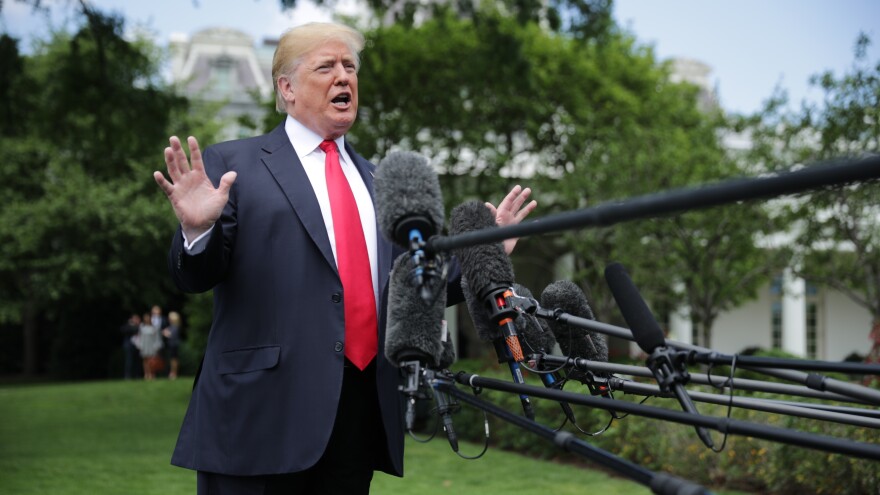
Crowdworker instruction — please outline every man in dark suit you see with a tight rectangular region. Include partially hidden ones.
[153,22,536,494]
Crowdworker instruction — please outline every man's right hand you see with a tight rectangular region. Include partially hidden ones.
[153,136,237,241]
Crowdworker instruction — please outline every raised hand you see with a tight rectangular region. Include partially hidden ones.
[485,184,538,254]
[153,136,237,241]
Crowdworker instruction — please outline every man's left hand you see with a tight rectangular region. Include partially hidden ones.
[485,185,538,255]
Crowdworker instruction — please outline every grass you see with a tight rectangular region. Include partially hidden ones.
[0,378,747,494]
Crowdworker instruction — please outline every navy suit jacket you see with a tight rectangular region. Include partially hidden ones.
[168,123,461,477]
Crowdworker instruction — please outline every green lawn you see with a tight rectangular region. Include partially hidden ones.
[0,378,743,494]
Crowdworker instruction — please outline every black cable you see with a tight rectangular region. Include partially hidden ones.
[407,411,441,443]
[709,355,737,453]
[449,383,490,460]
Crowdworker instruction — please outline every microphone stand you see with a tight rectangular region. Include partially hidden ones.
[534,353,880,426]
[603,376,880,429]
[428,155,880,255]
[533,308,880,406]
[448,371,880,461]
[539,355,873,405]
[431,372,713,495]
[684,350,880,375]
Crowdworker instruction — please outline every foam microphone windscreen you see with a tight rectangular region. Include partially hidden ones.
[448,200,514,300]
[460,276,499,342]
[604,262,665,354]
[385,252,447,367]
[374,151,444,247]
[540,280,609,364]
[512,283,557,354]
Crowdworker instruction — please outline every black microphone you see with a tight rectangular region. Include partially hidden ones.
[385,252,458,450]
[540,280,611,395]
[512,284,557,354]
[374,151,445,301]
[604,262,715,449]
[511,283,579,424]
[450,200,535,420]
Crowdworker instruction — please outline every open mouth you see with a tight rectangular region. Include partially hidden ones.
[331,94,351,106]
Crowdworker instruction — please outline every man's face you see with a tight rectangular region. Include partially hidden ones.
[286,40,358,140]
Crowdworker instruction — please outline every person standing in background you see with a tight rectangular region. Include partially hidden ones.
[162,311,183,380]
[137,312,163,381]
[119,313,142,379]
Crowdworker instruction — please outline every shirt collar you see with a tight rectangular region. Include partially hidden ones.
[284,115,346,160]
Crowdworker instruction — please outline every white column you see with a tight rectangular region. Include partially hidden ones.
[668,281,693,345]
[669,304,693,346]
[782,269,807,357]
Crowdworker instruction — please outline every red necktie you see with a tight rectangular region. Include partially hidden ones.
[321,140,378,370]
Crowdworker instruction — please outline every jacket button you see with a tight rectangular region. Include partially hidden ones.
[334,341,344,352]
[331,293,342,303]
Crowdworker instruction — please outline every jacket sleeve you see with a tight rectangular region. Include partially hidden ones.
[166,146,237,294]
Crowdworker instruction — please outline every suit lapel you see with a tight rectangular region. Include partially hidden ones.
[260,124,337,272]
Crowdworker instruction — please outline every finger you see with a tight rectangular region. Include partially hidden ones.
[484,202,498,217]
[497,184,523,212]
[187,136,205,173]
[169,136,190,178]
[153,171,174,196]
[515,199,538,222]
[164,146,182,183]
[511,187,532,211]
[217,171,238,195]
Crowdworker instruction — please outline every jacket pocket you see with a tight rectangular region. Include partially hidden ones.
[216,345,281,374]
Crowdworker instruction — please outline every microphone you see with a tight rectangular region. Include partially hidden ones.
[385,252,458,450]
[374,151,445,301]
[511,283,579,424]
[385,253,447,367]
[540,280,611,394]
[511,283,557,355]
[604,262,715,449]
[450,200,535,420]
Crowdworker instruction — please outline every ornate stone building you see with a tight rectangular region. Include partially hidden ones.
[169,27,276,140]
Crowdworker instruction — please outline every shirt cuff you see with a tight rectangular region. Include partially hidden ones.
[182,227,212,255]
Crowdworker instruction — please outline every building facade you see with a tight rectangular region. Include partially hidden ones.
[169,27,276,140]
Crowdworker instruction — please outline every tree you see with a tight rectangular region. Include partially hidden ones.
[740,34,880,361]
[0,7,220,377]
[339,6,781,356]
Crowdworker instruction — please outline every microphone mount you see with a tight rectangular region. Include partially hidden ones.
[398,359,461,452]
[397,216,446,304]
[398,359,431,432]
[646,346,692,393]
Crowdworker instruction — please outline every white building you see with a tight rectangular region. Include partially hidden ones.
[169,27,276,140]
[668,273,874,361]
[663,56,873,362]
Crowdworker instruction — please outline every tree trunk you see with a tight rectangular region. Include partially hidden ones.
[22,299,38,376]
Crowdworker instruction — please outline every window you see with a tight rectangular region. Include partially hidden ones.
[209,55,235,97]
[771,301,782,349]
[770,275,783,349]
[805,283,820,359]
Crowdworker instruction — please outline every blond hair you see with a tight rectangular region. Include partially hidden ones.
[272,22,366,113]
